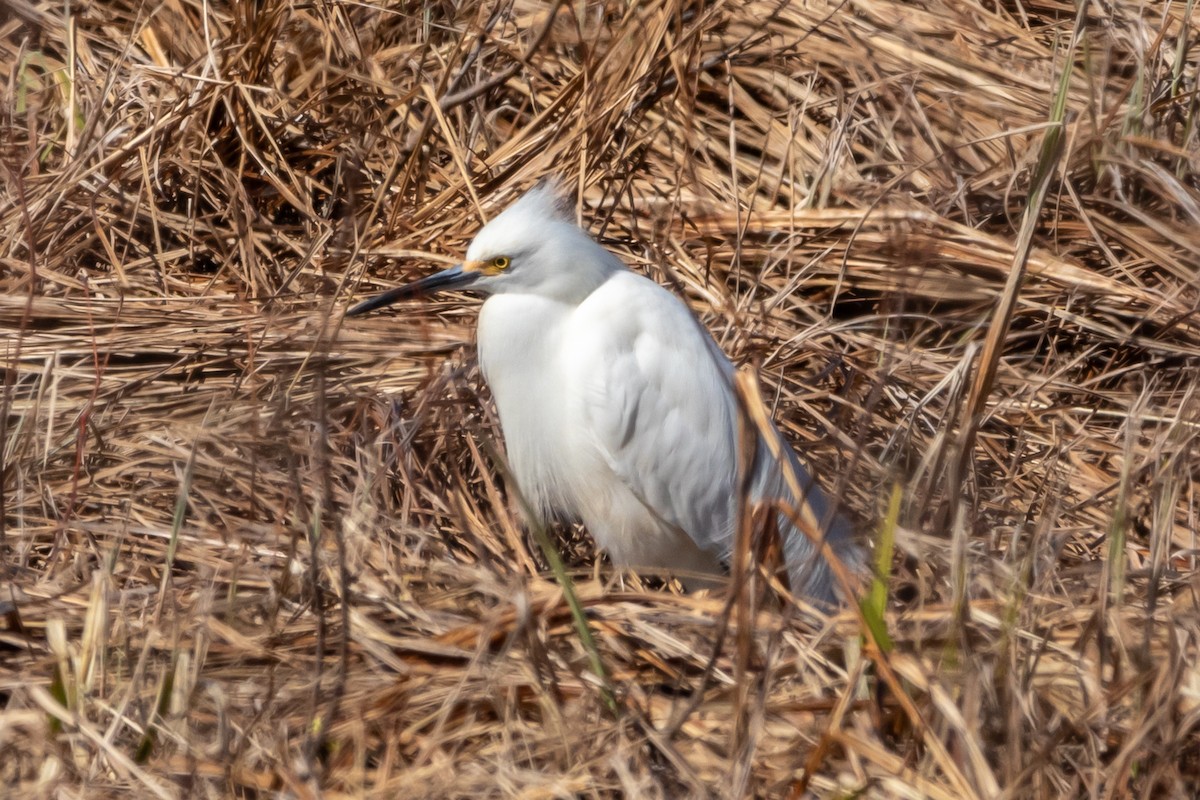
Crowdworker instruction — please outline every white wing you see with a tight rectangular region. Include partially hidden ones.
[561,271,741,559]
[561,270,856,603]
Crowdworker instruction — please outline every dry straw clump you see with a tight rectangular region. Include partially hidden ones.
[2,0,1198,797]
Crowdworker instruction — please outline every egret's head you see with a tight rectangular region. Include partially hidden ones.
[347,179,622,316]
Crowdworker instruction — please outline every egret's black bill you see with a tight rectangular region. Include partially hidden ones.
[345,265,478,316]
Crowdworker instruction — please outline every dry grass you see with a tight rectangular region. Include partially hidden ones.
[2,0,1199,797]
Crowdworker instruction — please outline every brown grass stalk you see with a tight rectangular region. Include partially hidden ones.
[2,0,1198,797]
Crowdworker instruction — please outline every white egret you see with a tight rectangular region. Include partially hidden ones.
[348,181,858,605]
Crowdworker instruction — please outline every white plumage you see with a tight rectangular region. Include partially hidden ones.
[348,181,858,605]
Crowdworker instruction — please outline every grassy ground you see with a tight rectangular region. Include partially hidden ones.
[2,0,1198,797]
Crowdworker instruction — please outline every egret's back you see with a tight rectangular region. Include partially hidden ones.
[553,269,856,604]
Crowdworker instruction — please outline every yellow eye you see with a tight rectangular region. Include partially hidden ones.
[492,255,511,270]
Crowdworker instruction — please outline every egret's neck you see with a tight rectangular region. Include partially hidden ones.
[546,242,625,304]
[476,294,575,519]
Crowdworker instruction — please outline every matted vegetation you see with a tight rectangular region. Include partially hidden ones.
[2,0,1198,796]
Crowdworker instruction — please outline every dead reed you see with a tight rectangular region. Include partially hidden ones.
[2,0,1198,797]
